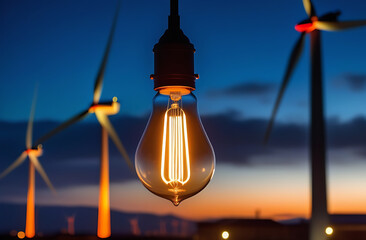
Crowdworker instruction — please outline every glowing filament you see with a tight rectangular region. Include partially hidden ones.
[161,104,190,188]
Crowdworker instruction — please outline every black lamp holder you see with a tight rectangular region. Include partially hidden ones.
[151,0,197,91]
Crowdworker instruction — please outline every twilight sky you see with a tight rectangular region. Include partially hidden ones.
[1,0,366,224]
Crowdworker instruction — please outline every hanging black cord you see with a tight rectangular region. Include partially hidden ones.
[169,0,180,30]
[170,0,178,16]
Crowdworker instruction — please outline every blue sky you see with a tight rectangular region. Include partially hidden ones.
[1,0,366,123]
[1,0,366,224]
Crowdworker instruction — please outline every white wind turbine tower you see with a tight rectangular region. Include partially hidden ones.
[33,3,133,238]
[0,87,55,238]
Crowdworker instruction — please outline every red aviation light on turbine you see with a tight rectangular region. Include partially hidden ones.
[295,17,318,33]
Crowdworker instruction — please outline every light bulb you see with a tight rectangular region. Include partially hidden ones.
[135,88,215,206]
[136,0,215,206]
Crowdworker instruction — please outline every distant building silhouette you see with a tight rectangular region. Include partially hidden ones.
[255,209,261,219]
[129,218,141,236]
[171,220,179,236]
[181,220,189,237]
[66,215,75,235]
[160,220,167,236]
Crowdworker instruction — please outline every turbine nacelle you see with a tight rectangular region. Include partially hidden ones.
[25,145,43,157]
[295,18,317,33]
[88,97,120,116]
[295,11,341,33]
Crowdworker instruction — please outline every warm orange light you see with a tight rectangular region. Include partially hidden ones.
[222,231,229,239]
[17,231,25,239]
[89,101,120,115]
[161,102,191,191]
[25,163,35,238]
[135,89,215,206]
[159,86,192,96]
[325,226,333,235]
[25,147,43,157]
[97,128,111,238]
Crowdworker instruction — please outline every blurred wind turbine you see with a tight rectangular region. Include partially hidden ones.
[33,3,133,239]
[264,1,366,240]
[0,87,55,239]
[66,215,75,235]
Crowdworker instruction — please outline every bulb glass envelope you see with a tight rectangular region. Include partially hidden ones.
[135,87,215,206]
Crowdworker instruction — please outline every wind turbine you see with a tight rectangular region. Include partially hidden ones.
[264,1,366,240]
[33,4,133,239]
[0,88,55,239]
[66,215,75,235]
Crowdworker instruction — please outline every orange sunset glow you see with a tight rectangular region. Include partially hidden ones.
[25,160,365,222]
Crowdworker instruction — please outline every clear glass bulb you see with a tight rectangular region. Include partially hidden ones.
[135,88,215,206]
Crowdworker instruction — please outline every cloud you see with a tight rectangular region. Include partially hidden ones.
[1,113,366,191]
[207,82,276,98]
[0,116,144,191]
[333,73,366,91]
[327,116,366,148]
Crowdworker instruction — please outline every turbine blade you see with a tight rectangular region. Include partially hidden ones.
[95,111,134,170]
[28,155,56,193]
[264,33,306,144]
[314,20,366,31]
[26,86,38,149]
[302,0,316,17]
[0,152,28,179]
[33,110,89,147]
[93,3,120,104]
